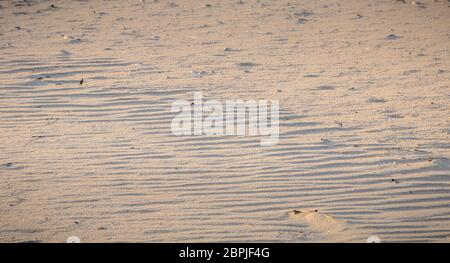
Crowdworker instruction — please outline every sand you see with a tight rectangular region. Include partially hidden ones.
[0,0,449,242]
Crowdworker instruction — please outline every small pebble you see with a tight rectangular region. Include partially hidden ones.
[386,34,400,40]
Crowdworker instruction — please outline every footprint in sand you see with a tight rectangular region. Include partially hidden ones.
[294,10,314,17]
[313,85,336,91]
[59,50,72,56]
[367,97,386,103]
[237,62,259,68]
[288,209,357,242]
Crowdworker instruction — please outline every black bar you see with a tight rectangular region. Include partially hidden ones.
[0,243,446,262]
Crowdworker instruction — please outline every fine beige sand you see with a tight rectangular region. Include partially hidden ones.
[0,0,449,242]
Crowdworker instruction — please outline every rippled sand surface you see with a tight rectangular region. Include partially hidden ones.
[1,0,449,242]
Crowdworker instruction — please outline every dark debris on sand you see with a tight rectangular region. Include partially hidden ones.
[386,34,400,40]
[1,162,13,168]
